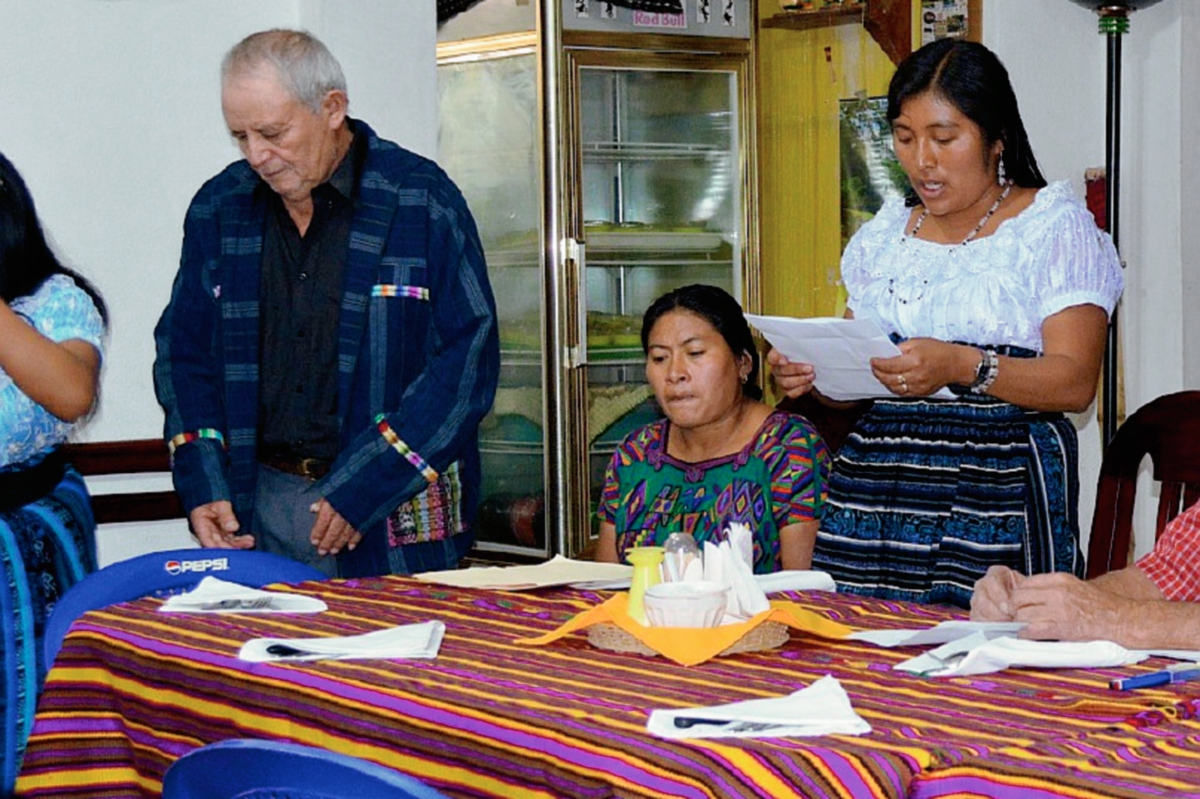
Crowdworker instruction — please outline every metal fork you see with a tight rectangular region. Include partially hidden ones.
[674,717,783,733]
[199,598,275,611]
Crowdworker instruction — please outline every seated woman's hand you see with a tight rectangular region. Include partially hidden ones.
[767,348,816,398]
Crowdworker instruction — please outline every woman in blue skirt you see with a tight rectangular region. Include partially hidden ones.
[0,152,106,790]
[770,39,1122,607]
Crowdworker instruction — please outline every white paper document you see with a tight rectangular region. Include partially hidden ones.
[413,555,633,590]
[745,313,953,401]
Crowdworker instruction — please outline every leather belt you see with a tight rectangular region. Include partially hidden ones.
[260,453,332,481]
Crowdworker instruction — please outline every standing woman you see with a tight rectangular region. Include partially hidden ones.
[0,152,106,789]
[597,285,829,574]
[769,39,1122,606]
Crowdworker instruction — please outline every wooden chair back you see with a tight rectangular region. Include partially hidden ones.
[1086,390,1200,578]
[58,438,185,524]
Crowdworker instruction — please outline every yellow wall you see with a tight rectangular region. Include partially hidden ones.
[756,8,900,320]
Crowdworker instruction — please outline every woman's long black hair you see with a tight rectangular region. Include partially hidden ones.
[641,284,762,401]
[888,38,1046,206]
[0,152,107,321]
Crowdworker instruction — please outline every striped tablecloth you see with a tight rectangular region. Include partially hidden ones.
[15,577,1200,798]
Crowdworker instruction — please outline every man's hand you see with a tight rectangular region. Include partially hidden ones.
[970,565,1024,621]
[189,500,255,549]
[309,499,363,557]
[1007,572,1126,642]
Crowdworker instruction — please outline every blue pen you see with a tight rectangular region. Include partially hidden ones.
[1110,670,1171,691]
[1110,662,1200,691]
[1170,666,1200,685]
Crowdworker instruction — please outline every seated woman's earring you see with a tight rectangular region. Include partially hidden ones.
[997,155,1007,186]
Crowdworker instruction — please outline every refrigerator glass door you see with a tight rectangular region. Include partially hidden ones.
[438,49,549,557]
[578,64,741,529]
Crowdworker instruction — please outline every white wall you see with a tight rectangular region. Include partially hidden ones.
[986,0,1187,559]
[0,1,435,565]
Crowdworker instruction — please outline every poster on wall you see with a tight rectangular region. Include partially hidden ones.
[920,0,970,45]
[839,95,909,249]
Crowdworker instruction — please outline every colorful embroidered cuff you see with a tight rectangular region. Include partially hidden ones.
[167,428,226,455]
[371,284,429,300]
[375,415,439,483]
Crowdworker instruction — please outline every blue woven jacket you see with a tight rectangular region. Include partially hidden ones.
[153,120,499,577]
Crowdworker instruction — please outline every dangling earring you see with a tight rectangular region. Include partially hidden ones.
[997,155,1007,186]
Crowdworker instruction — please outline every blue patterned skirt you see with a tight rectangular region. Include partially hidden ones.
[0,465,96,792]
[812,393,1081,608]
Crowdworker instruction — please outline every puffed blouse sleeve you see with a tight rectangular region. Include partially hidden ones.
[0,275,105,466]
[1030,192,1124,321]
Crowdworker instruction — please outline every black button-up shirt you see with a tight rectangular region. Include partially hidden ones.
[258,132,366,461]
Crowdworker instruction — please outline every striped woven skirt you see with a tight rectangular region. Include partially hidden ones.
[0,466,96,792]
[811,394,1082,608]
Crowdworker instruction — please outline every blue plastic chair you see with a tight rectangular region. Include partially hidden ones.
[44,548,327,665]
[161,739,450,799]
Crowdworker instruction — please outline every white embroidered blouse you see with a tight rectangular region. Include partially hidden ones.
[842,180,1124,352]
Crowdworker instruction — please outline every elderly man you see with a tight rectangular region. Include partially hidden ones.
[971,501,1200,647]
[154,29,499,578]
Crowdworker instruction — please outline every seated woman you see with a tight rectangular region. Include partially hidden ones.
[596,284,829,574]
[0,152,106,789]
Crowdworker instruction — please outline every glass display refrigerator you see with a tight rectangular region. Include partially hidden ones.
[437,0,757,562]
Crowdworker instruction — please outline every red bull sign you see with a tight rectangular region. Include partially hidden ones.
[633,10,687,28]
[164,557,230,576]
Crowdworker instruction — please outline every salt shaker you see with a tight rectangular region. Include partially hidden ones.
[662,532,700,582]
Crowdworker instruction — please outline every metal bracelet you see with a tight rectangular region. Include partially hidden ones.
[971,349,999,394]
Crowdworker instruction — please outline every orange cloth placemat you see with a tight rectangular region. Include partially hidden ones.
[515,593,851,666]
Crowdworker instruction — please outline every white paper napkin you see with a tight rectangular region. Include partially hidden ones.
[703,524,770,620]
[754,570,837,594]
[646,675,871,739]
[894,633,1147,677]
[238,620,446,663]
[1135,648,1200,662]
[158,576,328,614]
[849,620,1025,648]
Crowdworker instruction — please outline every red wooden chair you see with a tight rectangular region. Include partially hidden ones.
[1086,390,1200,578]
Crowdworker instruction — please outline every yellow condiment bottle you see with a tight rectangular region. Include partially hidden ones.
[625,546,664,626]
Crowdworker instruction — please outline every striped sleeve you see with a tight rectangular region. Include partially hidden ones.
[765,412,831,527]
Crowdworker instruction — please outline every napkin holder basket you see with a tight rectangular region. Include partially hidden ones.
[587,620,789,657]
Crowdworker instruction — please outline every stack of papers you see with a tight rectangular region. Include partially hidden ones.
[744,313,953,401]
[413,555,633,590]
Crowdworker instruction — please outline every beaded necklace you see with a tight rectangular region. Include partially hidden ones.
[908,180,1013,245]
[890,181,1014,305]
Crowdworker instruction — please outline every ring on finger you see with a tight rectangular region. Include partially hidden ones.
[898,374,908,393]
